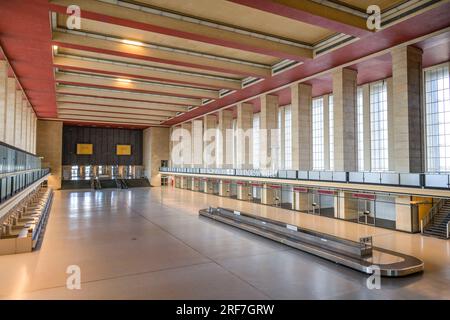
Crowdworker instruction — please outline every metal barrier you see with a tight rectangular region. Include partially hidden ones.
[160,167,450,190]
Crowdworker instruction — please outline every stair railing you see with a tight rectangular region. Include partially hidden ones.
[420,199,445,234]
[447,221,449,239]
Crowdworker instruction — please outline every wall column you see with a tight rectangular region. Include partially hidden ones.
[291,83,312,170]
[5,78,16,146]
[14,91,22,149]
[143,127,170,186]
[21,100,27,151]
[260,94,278,170]
[191,119,203,167]
[391,46,424,173]
[323,94,330,171]
[0,61,7,143]
[332,68,358,172]
[362,83,371,171]
[181,122,192,167]
[217,109,233,168]
[36,120,63,189]
[203,115,216,168]
[236,103,253,169]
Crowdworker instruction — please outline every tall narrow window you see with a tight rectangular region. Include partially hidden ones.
[370,81,389,171]
[312,98,324,170]
[425,64,450,172]
[277,107,283,170]
[357,87,364,171]
[253,113,260,169]
[329,95,334,171]
[285,105,292,169]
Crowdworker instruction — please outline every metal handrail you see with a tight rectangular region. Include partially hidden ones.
[447,221,449,239]
[420,199,445,233]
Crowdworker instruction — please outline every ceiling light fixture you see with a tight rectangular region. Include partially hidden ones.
[116,78,132,83]
[121,39,144,46]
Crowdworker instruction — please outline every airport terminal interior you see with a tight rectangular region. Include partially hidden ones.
[0,0,449,300]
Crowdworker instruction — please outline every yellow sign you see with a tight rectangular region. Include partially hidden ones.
[117,145,131,155]
[76,144,93,155]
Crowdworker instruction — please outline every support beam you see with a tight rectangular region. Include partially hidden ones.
[236,103,253,169]
[52,32,271,78]
[57,109,169,121]
[391,46,424,173]
[57,115,161,125]
[53,56,242,90]
[55,72,219,99]
[50,0,313,61]
[203,115,217,168]
[332,68,357,172]
[57,103,177,117]
[56,86,202,106]
[291,83,312,170]
[192,119,203,167]
[217,109,234,168]
[229,0,371,38]
[260,94,279,170]
[181,122,192,167]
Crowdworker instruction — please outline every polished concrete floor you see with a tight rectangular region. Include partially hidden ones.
[0,186,449,299]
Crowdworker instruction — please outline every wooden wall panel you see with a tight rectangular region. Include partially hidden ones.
[62,125,143,165]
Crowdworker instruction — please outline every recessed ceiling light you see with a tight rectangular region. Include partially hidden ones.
[121,39,144,46]
[52,45,58,50]
[116,78,132,83]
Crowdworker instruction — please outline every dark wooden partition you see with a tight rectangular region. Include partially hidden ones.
[62,125,143,165]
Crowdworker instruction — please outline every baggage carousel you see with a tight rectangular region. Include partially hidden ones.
[199,207,424,277]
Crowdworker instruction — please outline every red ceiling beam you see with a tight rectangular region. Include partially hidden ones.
[229,0,371,38]
[49,0,312,61]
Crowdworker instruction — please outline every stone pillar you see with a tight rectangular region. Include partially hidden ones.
[217,109,233,168]
[293,189,309,211]
[191,119,203,168]
[5,78,16,146]
[192,177,200,191]
[14,91,22,149]
[143,127,170,186]
[323,94,330,171]
[168,126,174,167]
[396,195,413,232]
[0,61,7,143]
[362,84,371,171]
[391,46,424,173]
[36,120,63,189]
[21,100,27,151]
[219,180,231,196]
[205,179,214,194]
[332,68,357,172]
[260,95,279,170]
[203,114,216,168]
[261,184,275,205]
[236,103,253,169]
[291,83,312,170]
[237,183,250,201]
[337,192,358,220]
[181,122,192,167]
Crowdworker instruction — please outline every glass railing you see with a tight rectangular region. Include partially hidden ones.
[0,168,50,204]
[159,167,450,190]
[0,142,41,174]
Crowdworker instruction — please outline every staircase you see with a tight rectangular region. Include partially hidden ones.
[423,200,450,239]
